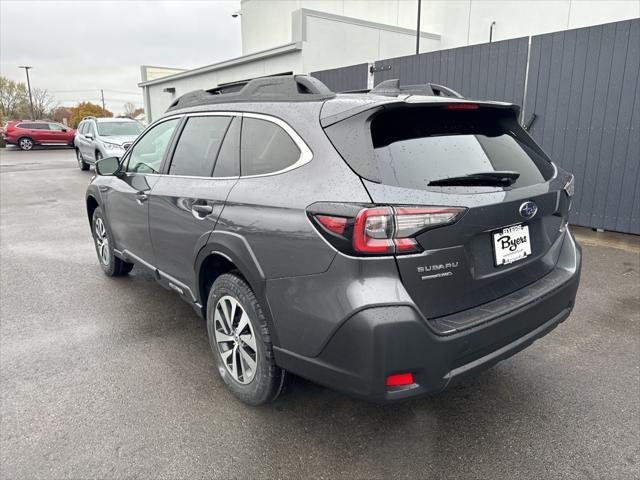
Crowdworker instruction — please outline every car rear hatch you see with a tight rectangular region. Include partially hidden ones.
[323,98,573,321]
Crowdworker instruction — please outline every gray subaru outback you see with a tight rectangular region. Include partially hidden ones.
[85,75,581,405]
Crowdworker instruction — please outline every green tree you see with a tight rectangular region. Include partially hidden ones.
[68,102,112,128]
[0,76,30,119]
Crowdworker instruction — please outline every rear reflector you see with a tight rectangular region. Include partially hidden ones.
[386,373,414,387]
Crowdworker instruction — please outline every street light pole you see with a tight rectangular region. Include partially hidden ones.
[415,0,422,55]
[18,66,35,119]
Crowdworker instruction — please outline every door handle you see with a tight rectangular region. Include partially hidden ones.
[135,193,148,205]
[191,204,214,216]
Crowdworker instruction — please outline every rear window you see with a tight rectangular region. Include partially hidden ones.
[328,106,554,190]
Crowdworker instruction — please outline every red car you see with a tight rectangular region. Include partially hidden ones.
[3,120,75,150]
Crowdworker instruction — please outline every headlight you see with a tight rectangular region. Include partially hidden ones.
[103,142,123,151]
[564,174,575,197]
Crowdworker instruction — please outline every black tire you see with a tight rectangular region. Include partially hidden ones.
[207,273,287,405]
[76,148,89,171]
[18,137,34,151]
[91,207,133,276]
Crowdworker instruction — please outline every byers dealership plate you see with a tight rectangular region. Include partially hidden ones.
[492,224,532,266]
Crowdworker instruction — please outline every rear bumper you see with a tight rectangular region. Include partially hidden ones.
[274,231,581,402]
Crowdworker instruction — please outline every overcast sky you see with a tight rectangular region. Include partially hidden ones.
[0,0,242,114]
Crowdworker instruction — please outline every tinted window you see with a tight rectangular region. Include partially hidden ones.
[213,117,240,177]
[240,118,300,176]
[169,116,231,177]
[126,119,179,174]
[48,123,66,131]
[97,121,144,136]
[19,123,44,129]
[367,107,553,190]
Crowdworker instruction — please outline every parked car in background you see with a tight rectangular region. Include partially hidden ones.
[85,75,581,405]
[74,117,144,170]
[3,120,75,150]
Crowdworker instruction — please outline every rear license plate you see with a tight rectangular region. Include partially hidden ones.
[492,224,531,266]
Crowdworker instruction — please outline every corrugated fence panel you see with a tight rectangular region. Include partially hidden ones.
[310,63,368,92]
[373,37,529,106]
[313,19,639,234]
[526,19,640,234]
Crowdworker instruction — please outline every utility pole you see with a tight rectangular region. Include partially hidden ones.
[100,89,106,115]
[415,0,422,55]
[18,66,35,119]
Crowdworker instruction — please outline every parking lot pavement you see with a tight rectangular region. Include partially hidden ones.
[1,146,638,480]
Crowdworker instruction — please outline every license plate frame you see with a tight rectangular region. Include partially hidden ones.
[492,223,532,267]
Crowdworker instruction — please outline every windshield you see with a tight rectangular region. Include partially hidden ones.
[97,121,143,137]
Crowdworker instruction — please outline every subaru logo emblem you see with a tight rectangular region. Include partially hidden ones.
[519,201,538,219]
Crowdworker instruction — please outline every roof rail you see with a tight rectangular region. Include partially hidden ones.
[81,116,97,121]
[341,79,464,99]
[166,74,336,112]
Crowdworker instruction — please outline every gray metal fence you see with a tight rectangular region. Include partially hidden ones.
[310,63,369,92]
[309,19,640,234]
[373,37,529,106]
[525,19,639,234]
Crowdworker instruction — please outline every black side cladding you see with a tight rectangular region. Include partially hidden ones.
[166,75,336,112]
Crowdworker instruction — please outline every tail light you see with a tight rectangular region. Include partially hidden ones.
[308,203,466,256]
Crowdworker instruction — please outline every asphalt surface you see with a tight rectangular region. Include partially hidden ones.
[1,146,638,480]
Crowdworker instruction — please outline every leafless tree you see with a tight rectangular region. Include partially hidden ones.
[123,102,137,118]
[31,88,57,119]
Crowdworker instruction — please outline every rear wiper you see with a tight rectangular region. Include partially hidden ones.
[428,171,520,187]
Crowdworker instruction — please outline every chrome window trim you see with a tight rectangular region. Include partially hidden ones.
[123,111,313,180]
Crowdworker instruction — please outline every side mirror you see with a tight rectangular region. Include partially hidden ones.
[85,132,94,140]
[62,128,68,132]
[95,156,121,176]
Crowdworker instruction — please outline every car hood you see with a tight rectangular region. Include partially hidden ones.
[101,135,139,146]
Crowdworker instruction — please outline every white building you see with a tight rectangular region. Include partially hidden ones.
[140,0,639,121]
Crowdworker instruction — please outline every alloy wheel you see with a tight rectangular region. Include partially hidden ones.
[214,295,258,384]
[94,217,110,266]
[76,149,83,165]
[19,138,33,150]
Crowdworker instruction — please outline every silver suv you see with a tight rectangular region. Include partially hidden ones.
[74,117,143,170]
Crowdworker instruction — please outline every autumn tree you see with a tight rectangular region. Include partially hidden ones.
[0,76,30,119]
[68,102,112,128]
[51,106,72,124]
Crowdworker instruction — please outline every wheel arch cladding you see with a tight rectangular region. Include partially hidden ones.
[86,195,99,226]
[195,231,280,346]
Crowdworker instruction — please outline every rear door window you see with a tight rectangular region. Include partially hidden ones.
[169,116,232,177]
[240,117,300,176]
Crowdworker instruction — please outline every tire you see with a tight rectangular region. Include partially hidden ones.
[91,207,134,276]
[76,148,89,171]
[207,273,287,405]
[18,137,34,151]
